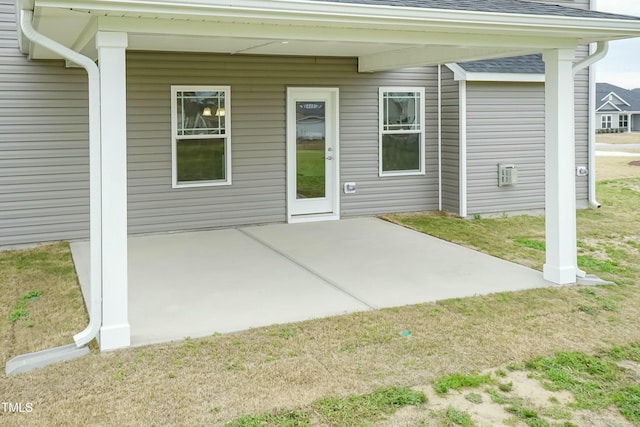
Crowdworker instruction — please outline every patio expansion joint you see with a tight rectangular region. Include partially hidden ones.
[238,228,378,310]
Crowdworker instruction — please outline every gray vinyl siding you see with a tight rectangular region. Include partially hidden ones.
[465,67,590,215]
[465,82,546,214]
[440,66,460,214]
[574,46,589,207]
[0,0,90,246]
[126,52,439,234]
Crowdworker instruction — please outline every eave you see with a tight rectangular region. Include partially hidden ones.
[445,63,545,83]
[17,0,640,72]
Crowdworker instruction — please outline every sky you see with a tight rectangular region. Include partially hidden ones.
[595,0,640,89]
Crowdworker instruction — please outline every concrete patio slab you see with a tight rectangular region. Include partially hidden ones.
[243,218,549,309]
[71,229,370,347]
[70,217,551,348]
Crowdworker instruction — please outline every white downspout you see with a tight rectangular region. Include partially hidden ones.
[573,40,608,209]
[459,80,468,218]
[437,64,443,211]
[20,7,102,347]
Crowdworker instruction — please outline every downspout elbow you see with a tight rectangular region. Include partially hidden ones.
[19,8,102,348]
[573,41,608,75]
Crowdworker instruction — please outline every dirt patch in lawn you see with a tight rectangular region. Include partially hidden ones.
[377,367,634,427]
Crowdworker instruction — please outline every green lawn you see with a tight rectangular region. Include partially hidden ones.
[296,148,326,198]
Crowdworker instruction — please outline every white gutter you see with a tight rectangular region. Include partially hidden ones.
[573,40,608,209]
[36,0,640,36]
[437,64,442,211]
[19,5,102,347]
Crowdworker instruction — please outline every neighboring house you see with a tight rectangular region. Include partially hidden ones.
[596,82,640,132]
[2,0,640,352]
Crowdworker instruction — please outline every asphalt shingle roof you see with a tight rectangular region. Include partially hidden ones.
[596,83,640,112]
[308,0,640,20]
[458,54,544,74]
[308,1,640,76]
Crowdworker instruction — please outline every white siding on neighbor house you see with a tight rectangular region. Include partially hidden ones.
[0,0,90,246]
[596,111,624,129]
[126,52,440,235]
[439,66,460,214]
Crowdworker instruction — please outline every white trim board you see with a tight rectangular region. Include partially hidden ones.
[446,63,545,82]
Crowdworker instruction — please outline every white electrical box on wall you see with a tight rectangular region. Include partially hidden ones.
[498,164,518,187]
[576,166,589,177]
[344,182,356,194]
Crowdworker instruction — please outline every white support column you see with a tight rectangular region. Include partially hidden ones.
[542,48,578,285]
[96,31,130,350]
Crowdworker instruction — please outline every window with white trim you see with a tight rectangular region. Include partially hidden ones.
[619,114,628,129]
[171,86,231,187]
[601,115,612,129]
[379,87,425,176]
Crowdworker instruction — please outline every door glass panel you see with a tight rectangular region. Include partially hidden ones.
[296,101,326,199]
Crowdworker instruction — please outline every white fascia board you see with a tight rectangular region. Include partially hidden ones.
[359,46,536,72]
[599,91,630,106]
[596,100,622,112]
[35,0,640,41]
[445,63,467,80]
[445,64,544,82]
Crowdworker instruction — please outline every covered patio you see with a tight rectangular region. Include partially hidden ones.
[14,0,640,353]
[70,218,548,346]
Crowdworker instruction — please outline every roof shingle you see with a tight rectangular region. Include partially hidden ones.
[307,0,640,20]
[458,54,544,74]
[596,83,640,112]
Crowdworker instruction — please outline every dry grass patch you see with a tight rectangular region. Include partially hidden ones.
[596,156,640,181]
[596,133,640,144]
[0,242,87,363]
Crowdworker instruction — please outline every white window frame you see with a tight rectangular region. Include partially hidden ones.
[378,87,426,177]
[601,114,612,129]
[619,114,628,129]
[171,85,232,188]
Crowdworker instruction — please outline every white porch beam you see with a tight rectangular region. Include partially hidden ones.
[542,48,579,285]
[96,31,130,350]
[359,46,536,73]
[96,17,582,50]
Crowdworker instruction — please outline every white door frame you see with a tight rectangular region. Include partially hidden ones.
[286,87,340,223]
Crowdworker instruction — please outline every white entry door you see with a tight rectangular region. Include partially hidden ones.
[287,88,340,222]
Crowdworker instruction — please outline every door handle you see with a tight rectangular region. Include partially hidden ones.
[324,156,333,160]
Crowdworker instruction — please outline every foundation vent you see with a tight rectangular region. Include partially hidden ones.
[498,164,518,187]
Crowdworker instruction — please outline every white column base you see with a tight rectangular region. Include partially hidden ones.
[99,324,131,351]
[543,264,577,285]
